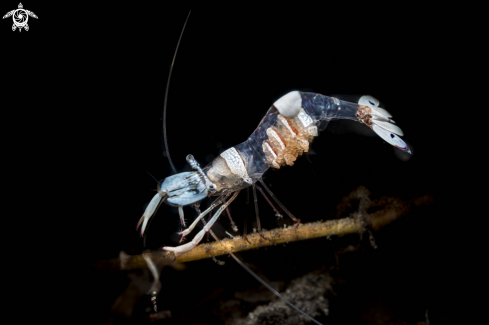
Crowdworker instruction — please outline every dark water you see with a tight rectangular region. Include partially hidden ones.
[3,3,458,324]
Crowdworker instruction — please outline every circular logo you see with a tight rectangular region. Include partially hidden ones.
[13,9,27,27]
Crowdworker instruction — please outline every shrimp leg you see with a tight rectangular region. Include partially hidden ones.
[255,184,283,218]
[178,206,186,227]
[164,191,240,257]
[252,185,270,240]
[225,207,238,232]
[252,185,261,232]
[178,193,228,239]
[258,179,301,227]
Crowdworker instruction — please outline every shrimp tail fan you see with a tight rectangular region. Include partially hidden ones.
[358,95,412,154]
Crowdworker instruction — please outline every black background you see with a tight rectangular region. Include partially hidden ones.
[2,2,462,324]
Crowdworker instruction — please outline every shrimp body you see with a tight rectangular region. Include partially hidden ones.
[139,91,409,244]
[203,91,410,193]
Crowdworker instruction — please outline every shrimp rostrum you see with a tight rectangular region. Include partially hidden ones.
[137,90,411,257]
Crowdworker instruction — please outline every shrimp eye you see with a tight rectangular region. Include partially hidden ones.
[390,134,394,138]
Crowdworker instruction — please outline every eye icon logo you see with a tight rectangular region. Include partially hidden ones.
[3,3,37,32]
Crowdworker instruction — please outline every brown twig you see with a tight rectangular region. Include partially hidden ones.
[90,194,433,271]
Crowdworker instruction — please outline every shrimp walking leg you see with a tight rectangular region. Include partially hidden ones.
[178,194,229,238]
[252,185,261,232]
[252,185,270,240]
[226,207,238,232]
[244,188,250,235]
[163,191,240,257]
[255,184,283,218]
[242,188,252,244]
[258,179,301,227]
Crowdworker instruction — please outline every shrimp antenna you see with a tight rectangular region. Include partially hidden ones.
[146,170,159,183]
[163,10,192,175]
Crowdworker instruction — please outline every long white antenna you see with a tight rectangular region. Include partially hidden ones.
[163,10,191,174]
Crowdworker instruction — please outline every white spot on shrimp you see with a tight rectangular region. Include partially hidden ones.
[273,91,302,118]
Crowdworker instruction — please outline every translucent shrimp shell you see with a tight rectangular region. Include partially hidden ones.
[202,91,351,192]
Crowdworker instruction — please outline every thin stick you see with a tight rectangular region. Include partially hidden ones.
[174,194,430,263]
[175,215,368,263]
[92,195,433,270]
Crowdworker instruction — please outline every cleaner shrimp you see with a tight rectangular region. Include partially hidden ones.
[137,9,412,324]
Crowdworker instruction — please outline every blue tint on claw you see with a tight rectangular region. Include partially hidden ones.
[161,172,208,206]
